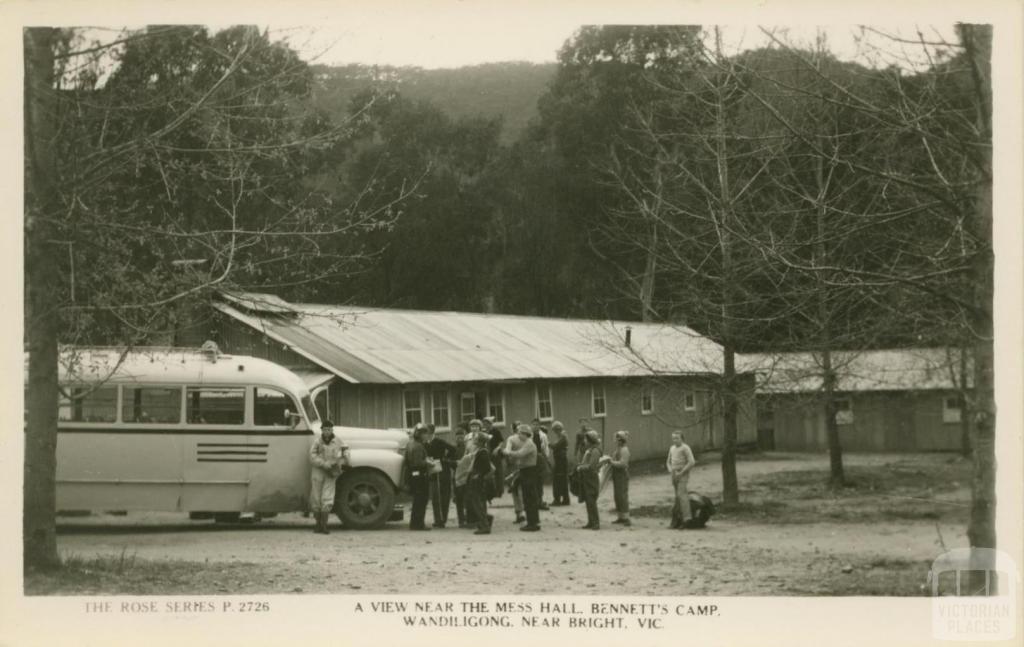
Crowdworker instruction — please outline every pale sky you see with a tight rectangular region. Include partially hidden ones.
[271,18,584,69]
[272,20,959,71]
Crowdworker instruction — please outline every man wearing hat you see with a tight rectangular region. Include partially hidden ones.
[426,423,457,528]
[576,429,603,529]
[451,423,470,527]
[309,420,347,534]
[464,424,495,534]
[406,423,432,530]
[548,421,571,505]
[461,419,486,526]
[608,430,632,526]
[530,418,552,511]
[483,417,505,499]
[503,426,528,524]
[502,423,541,531]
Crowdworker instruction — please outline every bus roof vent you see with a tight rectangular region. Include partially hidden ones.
[200,340,221,363]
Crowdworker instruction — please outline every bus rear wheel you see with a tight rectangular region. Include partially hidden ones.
[334,471,394,530]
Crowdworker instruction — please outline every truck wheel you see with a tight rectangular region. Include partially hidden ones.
[334,470,395,530]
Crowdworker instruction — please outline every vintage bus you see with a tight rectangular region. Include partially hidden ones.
[54,343,408,529]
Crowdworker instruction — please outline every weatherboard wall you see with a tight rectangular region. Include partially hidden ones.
[762,391,965,452]
[323,376,756,461]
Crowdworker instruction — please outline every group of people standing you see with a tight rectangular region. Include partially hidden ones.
[308,416,699,535]
[400,418,699,534]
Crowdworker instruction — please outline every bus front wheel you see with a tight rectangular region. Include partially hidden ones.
[334,470,395,530]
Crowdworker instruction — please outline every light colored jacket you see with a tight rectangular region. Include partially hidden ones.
[506,435,538,468]
[454,440,477,487]
[310,435,347,478]
[610,445,631,471]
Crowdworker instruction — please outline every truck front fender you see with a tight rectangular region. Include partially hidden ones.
[345,448,404,489]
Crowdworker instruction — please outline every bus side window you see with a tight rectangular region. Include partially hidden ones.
[60,386,117,423]
[121,387,182,424]
[187,387,245,425]
[254,387,299,426]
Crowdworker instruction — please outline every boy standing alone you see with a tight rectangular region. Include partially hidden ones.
[666,431,696,529]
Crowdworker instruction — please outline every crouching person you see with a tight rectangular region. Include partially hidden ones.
[309,420,347,534]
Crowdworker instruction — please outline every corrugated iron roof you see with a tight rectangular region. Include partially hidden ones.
[215,293,725,384]
[220,291,296,314]
[739,348,971,393]
[211,302,397,383]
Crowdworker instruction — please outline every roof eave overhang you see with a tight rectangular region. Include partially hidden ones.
[212,302,365,384]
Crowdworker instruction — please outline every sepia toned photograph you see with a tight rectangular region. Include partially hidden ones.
[10,2,1023,644]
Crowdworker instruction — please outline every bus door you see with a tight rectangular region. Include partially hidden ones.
[245,386,315,513]
[179,385,252,512]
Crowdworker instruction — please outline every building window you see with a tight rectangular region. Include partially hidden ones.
[943,395,962,423]
[591,383,606,417]
[835,398,854,425]
[536,383,553,420]
[123,386,182,424]
[60,386,119,423]
[186,387,245,425]
[641,386,654,415]
[432,389,450,429]
[683,391,696,412]
[404,390,423,428]
[487,386,505,423]
[460,392,476,422]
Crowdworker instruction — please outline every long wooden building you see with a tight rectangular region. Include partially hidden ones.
[744,349,972,452]
[179,292,758,460]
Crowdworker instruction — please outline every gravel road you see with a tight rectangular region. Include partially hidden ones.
[53,453,967,595]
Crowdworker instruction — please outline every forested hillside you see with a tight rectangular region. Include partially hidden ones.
[310,62,556,143]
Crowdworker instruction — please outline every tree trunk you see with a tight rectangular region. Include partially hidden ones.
[711,39,740,505]
[814,141,844,486]
[958,24,995,596]
[23,27,62,571]
[821,350,844,486]
[721,346,739,504]
[958,347,971,457]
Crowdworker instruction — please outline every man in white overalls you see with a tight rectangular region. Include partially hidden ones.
[309,420,347,534]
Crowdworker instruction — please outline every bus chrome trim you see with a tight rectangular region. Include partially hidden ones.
[57,479,251,485]
[56,427,312,436]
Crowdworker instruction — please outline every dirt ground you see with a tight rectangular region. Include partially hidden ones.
[29,452,972,596]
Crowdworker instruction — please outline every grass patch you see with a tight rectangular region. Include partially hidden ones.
[698,456,970,526]
[631,454,968,526]
[63,547,138,574]
[25,553,263,596]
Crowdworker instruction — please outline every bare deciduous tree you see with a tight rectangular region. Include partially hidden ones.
[23,25,416,570]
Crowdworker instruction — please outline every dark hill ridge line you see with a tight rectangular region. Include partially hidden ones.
[311,62,557,143]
